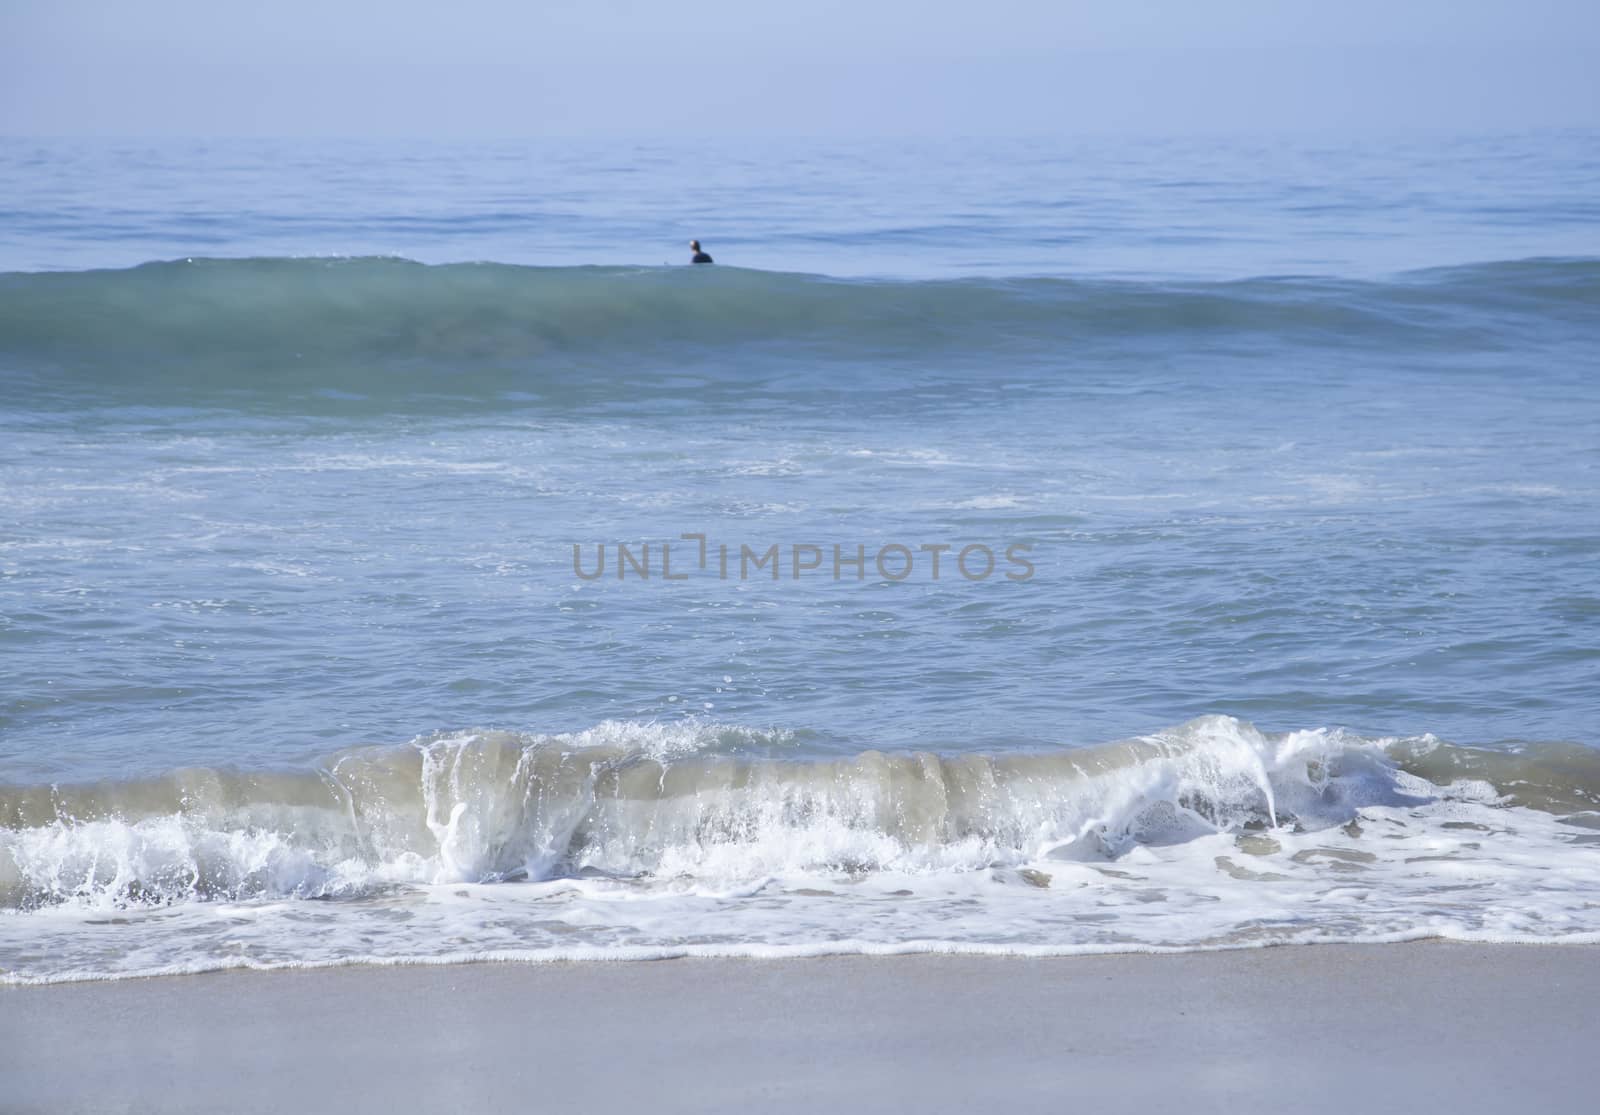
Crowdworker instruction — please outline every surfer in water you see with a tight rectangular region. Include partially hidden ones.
[689,240,713,264]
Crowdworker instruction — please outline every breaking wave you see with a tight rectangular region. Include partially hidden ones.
[7,716,1600,983]
[4,715,1597,911]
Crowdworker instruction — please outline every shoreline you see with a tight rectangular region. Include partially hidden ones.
[4,942,1596,1113]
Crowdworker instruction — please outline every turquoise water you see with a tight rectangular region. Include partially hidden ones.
[1,135,1599,980]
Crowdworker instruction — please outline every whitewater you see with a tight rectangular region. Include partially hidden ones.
[5,716,1600,983]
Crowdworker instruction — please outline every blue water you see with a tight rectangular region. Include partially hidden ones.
[4,133,1599,278]
[2,134,1599,979]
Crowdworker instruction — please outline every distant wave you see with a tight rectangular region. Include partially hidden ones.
[2,256,1595,406]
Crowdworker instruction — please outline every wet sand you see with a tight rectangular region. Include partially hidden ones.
[3,943,1595,1113]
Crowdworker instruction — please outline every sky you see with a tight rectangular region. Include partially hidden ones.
[3,0,1598,137]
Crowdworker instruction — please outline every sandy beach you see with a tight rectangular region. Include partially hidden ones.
[4,942,1595,1113]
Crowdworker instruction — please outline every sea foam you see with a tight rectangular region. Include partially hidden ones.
[4,716,1599,983]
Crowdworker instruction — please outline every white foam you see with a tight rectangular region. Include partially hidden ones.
[5,717,1600,984]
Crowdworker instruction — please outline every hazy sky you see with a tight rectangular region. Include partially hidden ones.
[3,0,1598,137]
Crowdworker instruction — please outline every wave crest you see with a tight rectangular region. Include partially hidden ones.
[6,716,1584,911]
[3,256,1594,406]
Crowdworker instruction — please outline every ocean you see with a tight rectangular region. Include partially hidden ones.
[1,133,1598,983]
